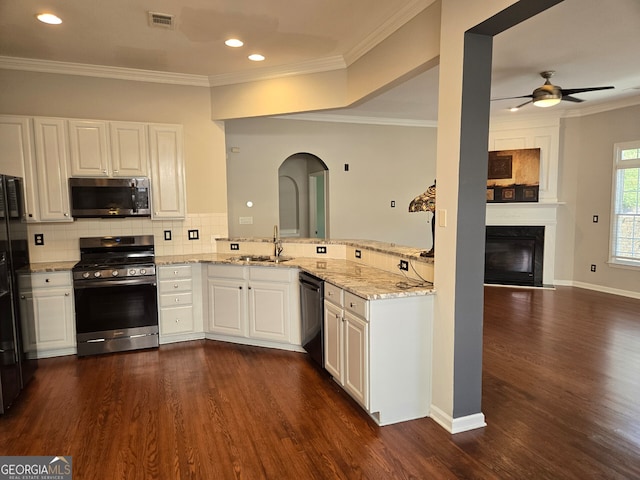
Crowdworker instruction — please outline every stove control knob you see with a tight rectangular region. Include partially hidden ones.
[82,272,90,279]
[94,271,101,278]
[140,269,147,275]
[129,269,136,276]
[112,270,119,277]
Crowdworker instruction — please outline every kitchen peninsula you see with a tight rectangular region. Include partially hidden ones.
[24,238,435,425]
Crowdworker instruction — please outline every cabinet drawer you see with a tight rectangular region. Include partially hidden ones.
[160,292,193,308]
[158,264,192,280]
[208,264,245,280]
[159,278,192,294]
[324,282,343,307]
[160,305,194,334]
[27,272,72,289]
[344,291,367,319]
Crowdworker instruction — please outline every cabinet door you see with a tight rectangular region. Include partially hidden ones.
[149,124,185,219]
[0,116,39,221]
[32,287,75,350]
[32,118,72,221]
[343,310,369,409]
[110,122,148,177]
[208,278,247,336]
[68,120,110,176]
[18,292,37,358]
[248,280,289,342]
[323,300,343,381]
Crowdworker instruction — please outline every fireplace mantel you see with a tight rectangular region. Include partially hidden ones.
[485,202,563,286]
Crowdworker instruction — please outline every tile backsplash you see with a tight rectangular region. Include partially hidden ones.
[27,213,228,263]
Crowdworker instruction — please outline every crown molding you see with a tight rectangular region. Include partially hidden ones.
[273,112,437,128]
[208,56,347,87]
[343,0,436,66]
[0,56,210,87]
[561,94,640,118]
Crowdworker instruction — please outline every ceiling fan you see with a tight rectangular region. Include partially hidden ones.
[495,71,614,109]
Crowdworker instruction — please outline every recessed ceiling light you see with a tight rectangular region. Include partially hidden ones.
[36,13,62,25]
[248,54,265,62]
[225,39,244,48]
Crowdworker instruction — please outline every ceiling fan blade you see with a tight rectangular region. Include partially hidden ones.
[491,94,533,102]
[561,86,614,96]
[514,99,533,109]
[561,95,585,103]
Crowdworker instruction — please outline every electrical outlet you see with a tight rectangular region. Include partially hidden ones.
[164,230,172,241]
[593,215,599,223]
[188,229,199,240]
[34,233,44,246]
[590,264,597,272]
[316,246,327,254]
[230,243,240,250]
[355,249,362,259]
[399,260,409,271]
[391,200,395,208]
[344,163,349,172]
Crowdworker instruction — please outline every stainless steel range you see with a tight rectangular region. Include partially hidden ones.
[73,235,159,356]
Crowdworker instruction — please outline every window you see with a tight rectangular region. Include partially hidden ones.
[610,141,640,267]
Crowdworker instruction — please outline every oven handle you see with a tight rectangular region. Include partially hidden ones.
[74,277,157,289]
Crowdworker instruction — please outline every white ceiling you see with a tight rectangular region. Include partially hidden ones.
[1,0,640,123]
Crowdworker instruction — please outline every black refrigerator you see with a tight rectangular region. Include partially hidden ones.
[0,175,36,414]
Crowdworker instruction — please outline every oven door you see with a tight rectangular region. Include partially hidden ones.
[73,276,158,356]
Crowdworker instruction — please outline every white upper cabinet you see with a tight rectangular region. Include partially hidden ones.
[109,122,148,177]
[149,124,185,219]
[32,118,72,222]
[0,115,40,222]
[69,120,148,177]
[68,120,110,177]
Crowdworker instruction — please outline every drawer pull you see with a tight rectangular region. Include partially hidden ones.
[174,270,179,275]
[350,302,355,308]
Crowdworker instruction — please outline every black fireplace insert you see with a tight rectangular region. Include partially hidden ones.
[485,226,544,287]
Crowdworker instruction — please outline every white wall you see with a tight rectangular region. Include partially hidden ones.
[560,104,640,296]
[224,117,437,249]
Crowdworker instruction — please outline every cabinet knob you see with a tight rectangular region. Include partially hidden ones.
[45,278,50,283]
[175,318,180,323]
[328,291,333,296]
[239,286,243,290]
[174,284,179,288]
[174,270,179,275]
[248,286,252,290]
[175,298,180,302]
[350,302,355,308]
[65,292,70,296]
[103,169,108,174]
[20,295,26,300]
[64,213,69,217]
[113,170,119,174]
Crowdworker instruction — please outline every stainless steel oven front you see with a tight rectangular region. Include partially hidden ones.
[72,235,159,357]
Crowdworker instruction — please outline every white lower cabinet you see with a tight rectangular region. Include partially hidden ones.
[18,272,76,359]
[324,281,433,426]
[158,264,203,344]
[206,264,301,350]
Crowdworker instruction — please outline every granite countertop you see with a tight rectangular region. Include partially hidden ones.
[26,253,434,300]
[155,253,434,300]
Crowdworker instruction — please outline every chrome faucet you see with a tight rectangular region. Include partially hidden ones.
[273,225,283,257]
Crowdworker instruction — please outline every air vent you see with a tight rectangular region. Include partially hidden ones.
[148,12,175,29]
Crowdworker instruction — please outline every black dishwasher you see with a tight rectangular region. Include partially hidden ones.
[299,272,324,368]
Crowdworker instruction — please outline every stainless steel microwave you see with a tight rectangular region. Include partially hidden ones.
[69,177,151,218]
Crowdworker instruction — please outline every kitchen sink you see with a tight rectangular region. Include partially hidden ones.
[232,255,291,263]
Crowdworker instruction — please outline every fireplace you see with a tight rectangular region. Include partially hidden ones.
[485,226,545,287]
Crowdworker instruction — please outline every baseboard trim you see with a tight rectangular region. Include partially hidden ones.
[430,404,487,434]
[554,280,640,300]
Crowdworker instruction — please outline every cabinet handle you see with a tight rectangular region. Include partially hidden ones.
[175,318,180,323]
[175,298,180,302]
[350,302,356,308]
[113,170,119,174]
[327,291,333,296]
[174,271,179,275]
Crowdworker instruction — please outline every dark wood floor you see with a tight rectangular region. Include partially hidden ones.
[2,286,640,479]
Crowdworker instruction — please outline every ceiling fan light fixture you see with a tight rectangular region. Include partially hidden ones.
[533,96,562,108]
[532,86,562,107]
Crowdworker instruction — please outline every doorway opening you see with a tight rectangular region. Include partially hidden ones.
[278,153,328,239]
